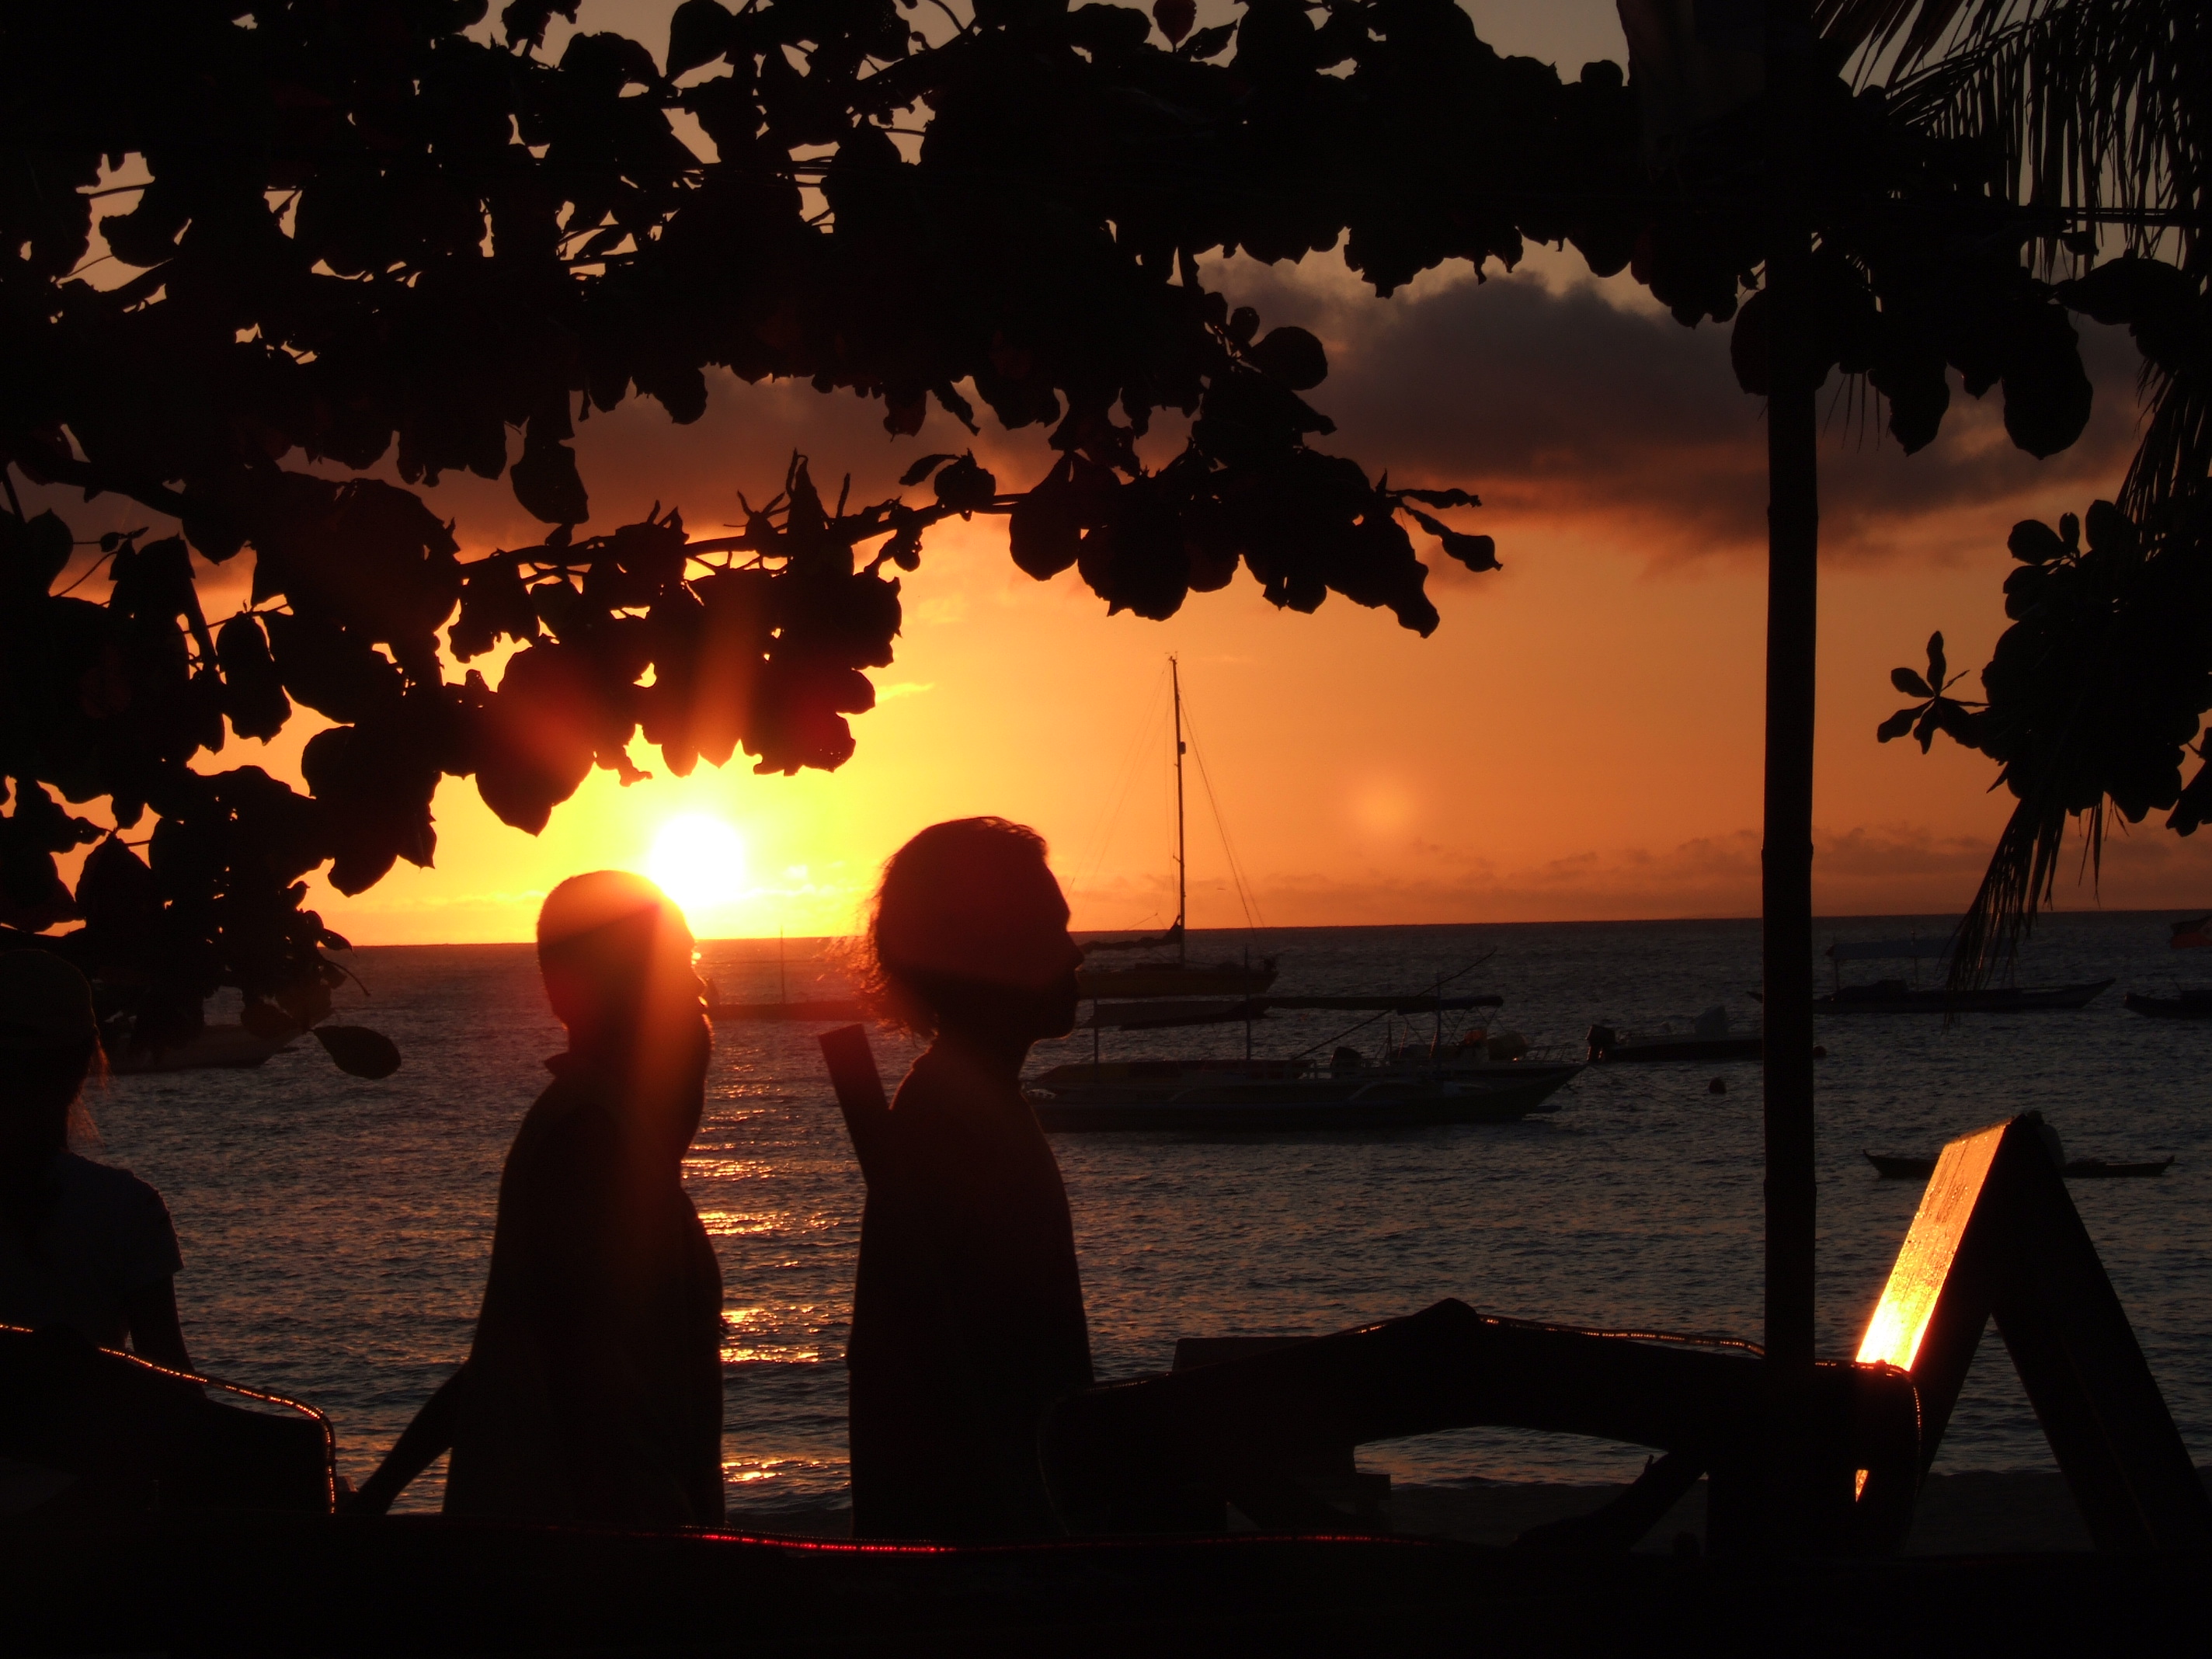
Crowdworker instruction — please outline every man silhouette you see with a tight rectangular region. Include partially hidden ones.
[426,871,723,1529]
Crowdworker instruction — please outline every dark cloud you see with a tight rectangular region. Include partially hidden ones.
[1213,257,2149,573]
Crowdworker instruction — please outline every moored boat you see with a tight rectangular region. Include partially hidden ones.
[703,949,864,1022]
[1077,959,1278,1000]
[1814,935,2109,1012]
[103,1024,295,1074]
[707,997,866,1023]
[1817,979,2112,1012]
[2123,989,2212,1019]
[1027,1055,1581,1132]
[1076,658,1277,1002]
[1586,1024,1764,1063]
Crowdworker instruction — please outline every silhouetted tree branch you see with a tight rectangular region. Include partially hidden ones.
[0,0,2134,1056]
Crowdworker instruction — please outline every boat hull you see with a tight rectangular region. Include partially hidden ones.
[1030,1066,1581,1132]
[1588,1037,1764,1063]
[1076,962,1278,999]
[708,999,866,1023]
[103,1025,294,1074]
[2123,992,2212,1019]
[1816,979,2112,1013]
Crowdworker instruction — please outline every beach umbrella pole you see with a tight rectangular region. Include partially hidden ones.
[1762,2,1820,1374]
[1757,2,1828,1543]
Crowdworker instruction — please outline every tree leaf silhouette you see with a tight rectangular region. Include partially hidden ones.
[313,1024,403,1080]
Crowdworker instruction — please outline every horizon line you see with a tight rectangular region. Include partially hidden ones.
[327,905,2197,949]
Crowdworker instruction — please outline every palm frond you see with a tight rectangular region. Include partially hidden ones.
[1814,1,2028,71]
[2125,377,2212,516]
[1827,5,2210,989]
[1947,788,2096,994]
[1882,2,2208,270]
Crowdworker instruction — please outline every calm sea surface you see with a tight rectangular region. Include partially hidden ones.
[85,913,2210,1514]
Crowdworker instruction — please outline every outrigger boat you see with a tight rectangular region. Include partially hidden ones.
[1810,937,2110,1012]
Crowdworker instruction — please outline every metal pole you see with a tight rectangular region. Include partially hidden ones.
[1762,0,1820,1370]
[1171,656,1187,964]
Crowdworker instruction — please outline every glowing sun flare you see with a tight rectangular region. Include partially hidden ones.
[647,815,748,919]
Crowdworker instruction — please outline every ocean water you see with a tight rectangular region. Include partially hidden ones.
[83,913,2210,1515]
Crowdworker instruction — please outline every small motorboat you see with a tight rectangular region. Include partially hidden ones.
[1585,1002,1769,1063]
[2123,989,2212,1019]
[1586,1026,1763,1064]
[1864,1150,2175,1180]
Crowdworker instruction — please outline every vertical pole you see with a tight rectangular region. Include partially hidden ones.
[1762,1,1820,1371]
[1171,656,1188,964]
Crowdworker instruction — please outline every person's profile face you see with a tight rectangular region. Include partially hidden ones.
[638,916,709,1052]
[999,860,1083,1040]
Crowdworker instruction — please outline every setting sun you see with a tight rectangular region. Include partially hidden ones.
[647,815,749,926]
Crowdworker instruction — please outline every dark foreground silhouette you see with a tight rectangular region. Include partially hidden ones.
[0,950,191,1372]
[846,819,1094,1539]
[354,873,722,1528]
[833,821,1922,1547]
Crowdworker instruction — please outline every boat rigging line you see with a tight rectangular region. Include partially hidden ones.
[1288,952,1498,1063]
[1069,662,1170,923]
[1175,674,1268,935]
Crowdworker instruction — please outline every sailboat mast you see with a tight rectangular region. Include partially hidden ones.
[1171,656,1187,964]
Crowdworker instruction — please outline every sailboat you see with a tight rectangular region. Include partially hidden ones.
[1076,659,1278,1000]
[705,932,864,1023]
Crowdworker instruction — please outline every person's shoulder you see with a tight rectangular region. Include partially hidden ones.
[50,1152,166,1211]
[891,1046,963,1114]
[47,1153,182,1280]
[891,1045,1022,1132]
[503,1076,624,1179]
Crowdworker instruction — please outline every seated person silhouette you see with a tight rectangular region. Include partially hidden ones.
[847,818,1093,1539]
[353,872,724,1527]
[0,951,192,1371]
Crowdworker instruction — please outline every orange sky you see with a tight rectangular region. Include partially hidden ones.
[37,2,2212,943]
